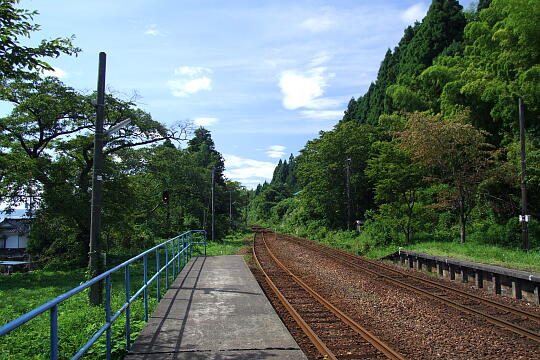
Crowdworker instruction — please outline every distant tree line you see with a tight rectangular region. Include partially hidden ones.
[249,0,540,250]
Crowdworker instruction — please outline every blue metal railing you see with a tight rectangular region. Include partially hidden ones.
[0,230,206,360]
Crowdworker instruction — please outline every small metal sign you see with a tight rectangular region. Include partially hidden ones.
[519,215,531,223]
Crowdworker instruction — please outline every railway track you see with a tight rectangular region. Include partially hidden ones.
[263,227,540,344]
[252,229,406,360]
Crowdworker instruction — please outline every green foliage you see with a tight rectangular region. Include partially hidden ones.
[0,77,189,264]
[399,112,493,243]
[250,0,540,257]
[192,232,250,256]
[247,154,300,224]
[0,0,80,81]
[386,84,428,112]
[0,255,167,359]
[367,140,425,243]
[398,0,466,79]
[295,122,378,229]
[1,77,248,266]
[434,0,540,140]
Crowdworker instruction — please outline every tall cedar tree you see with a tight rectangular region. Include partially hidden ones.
[398,0,466,81]
[187,127,225,185]
[347,24,418,125]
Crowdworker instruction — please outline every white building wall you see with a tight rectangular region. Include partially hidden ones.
[18,236,28,248]
[5,235,19,248]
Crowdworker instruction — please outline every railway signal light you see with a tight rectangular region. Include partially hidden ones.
[162,190,170,203]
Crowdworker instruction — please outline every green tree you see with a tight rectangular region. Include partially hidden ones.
[367,141,424,243]
[478,0,493,11]
[0,0,79,80]
[434,0,540,141]
[399,112,493,243]
[285,154,299,191]
[348,24,418,125]
[296,122,378,229]
[399,0,466,80]
[271,159,290,184]
[0,77,189,262]
[187,127,225,184]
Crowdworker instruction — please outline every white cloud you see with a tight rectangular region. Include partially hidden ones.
[401,3,428,24]
[185,77,211,93]
[42,66,67,78]
[174,66,212,76]
[268,145,285,151]
[168,66,212,97]
[144,24,164,36]
[305,97,345,110]
[309,52,332,68]
[193,117,219,126]
[300,110,344,120]
[168,78,211,97]
[279,66,330,110]
[300,16,336,32]
[224,154,276,189]
[266,145,286,159]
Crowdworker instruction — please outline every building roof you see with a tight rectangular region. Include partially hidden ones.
[0,218,31,234]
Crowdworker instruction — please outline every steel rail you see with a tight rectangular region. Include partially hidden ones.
[276,232,540,343]
[298,235,540,324]
[252,233,337,360]
[258,231,407,360]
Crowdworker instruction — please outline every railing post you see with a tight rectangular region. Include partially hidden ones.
[177,237,180,271]
[50,305,58,360]
[172,240,176,278]
[0,230,206,360]
[156,248,161,302]
[105,275,111,360]
[165,242,169,289]
[182,235,185,268]
[125,265,131,350]
[143,255,148,322]
[188,232,192,258]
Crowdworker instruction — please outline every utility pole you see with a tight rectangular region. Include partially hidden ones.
[89,52,106,305]
[163,190,171,237]
[519,98,529,252]
[211,167,215,242]
[87,53,132,305]
[346,158,351,231]
[229,189,232,228]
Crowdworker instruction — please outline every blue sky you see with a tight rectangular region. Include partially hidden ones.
[6,0,475,189]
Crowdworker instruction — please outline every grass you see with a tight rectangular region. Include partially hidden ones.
[1,254,163,360]
[192,232,251,256]
[264,222,540,274]
[0,232,250,360]
[330,238,540,274]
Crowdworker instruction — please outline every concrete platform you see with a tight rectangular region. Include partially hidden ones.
[125,255,307,360]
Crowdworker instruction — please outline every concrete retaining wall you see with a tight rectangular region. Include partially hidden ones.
[381,250,540,305]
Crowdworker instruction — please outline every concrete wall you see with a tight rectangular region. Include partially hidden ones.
[384,250,540,305]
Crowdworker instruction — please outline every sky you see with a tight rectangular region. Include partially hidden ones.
[4,0,475,190]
